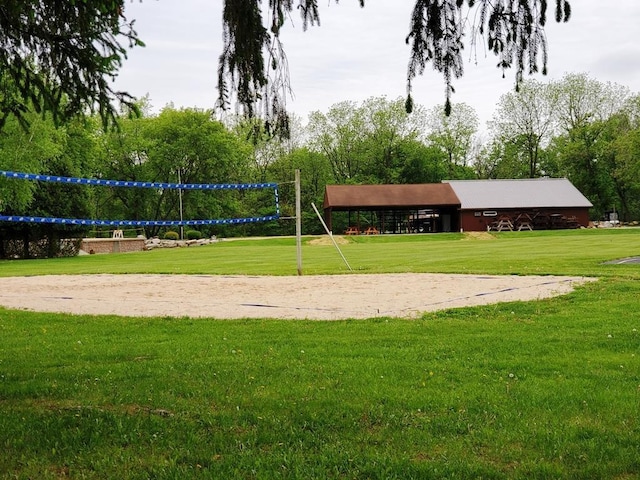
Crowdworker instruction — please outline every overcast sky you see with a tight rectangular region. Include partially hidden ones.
[113,1,640,130]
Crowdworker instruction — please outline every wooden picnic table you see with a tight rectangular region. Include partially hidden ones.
[364,226,379,235]
[514,213,533,231]
[344,226,360,235]
[489,215,514,231]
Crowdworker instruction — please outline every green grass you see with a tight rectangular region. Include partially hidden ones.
[2,228,640,278]
[1,229,639,479]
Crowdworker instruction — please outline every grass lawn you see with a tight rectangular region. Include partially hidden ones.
[1,228,639,479]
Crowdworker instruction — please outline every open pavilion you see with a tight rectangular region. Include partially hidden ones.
[323,178,593,234]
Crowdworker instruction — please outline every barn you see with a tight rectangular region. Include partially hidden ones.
[322,178,592,234]
[445,178,593,232]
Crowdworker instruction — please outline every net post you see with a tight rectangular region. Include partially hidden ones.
[295,169,302,276]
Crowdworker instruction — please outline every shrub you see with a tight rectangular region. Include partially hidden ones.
[185,230,202,240]
[164,231,179,240]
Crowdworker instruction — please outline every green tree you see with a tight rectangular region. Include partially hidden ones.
[0,111,65,258]
[30,136,95,257]
[0,113,61,214]
[0,112,99,258]
[98,107,255,238]
[96,108,157,231]
[307,101,368,183]
[2,1,571,135]
[307,97,432,184]
[611,122,640,220]
[427,102,479,178]
[397,140,448,184]
[226,113,306,182]
[359,97,429,184]
[149,108,253,236]
[547,120,618,220]
[0,0,143,131]
[265,147,333,235]
[490,79,559,178]
[554,73,631,133]
[540,74,640,220]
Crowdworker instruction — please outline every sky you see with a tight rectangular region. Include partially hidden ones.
[113,1,640,131]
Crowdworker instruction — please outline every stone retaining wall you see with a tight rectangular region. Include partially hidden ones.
[144,237,217,249]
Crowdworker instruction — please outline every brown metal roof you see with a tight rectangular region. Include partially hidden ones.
[323,184,461,210]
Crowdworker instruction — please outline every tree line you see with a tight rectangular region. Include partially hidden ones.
[1,72,639,258]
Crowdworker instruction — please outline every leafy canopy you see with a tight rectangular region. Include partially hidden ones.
[0,0,143,131]
[1,1,570,136]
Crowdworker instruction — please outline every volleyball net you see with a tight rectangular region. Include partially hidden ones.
[0,170,280,227]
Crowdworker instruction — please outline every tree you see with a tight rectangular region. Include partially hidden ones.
[0,112,99,258]
[265,147,333,235]
[218,0,571,134]
[553,73,631,133]
[601,114,640,221]
[30,131,96,257]
[96,108,157,230]
[307,101,368,183]
[549,110,640,221]
[0,0,143,131]
[426,102,479,178]
[307,97,431,184]
[490,79,559,178]
[0,113,61,215]
[0,110,64,258]
[98,107,254,237]
[2,1,571,136]
[610,115,640,220]
[225,113,306,182]
[540,78,637,220]
[147,107,254,237]
[359,97,429,184]
[397,140,448,184]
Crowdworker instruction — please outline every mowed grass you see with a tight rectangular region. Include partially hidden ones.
[1,228,639,277]
[1,228,639,479]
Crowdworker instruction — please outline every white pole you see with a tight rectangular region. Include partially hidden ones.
[177,168,184,240]
[311,202,352,272]
[295,169,302,276]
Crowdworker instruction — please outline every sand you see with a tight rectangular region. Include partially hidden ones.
[0,273,595,320]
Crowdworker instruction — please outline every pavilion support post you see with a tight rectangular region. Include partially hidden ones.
[325,208,333,233]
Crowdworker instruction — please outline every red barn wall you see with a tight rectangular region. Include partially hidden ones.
[460,208,590,232]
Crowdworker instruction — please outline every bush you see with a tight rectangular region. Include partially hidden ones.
[163,231,179,240]
[185,230,202,240]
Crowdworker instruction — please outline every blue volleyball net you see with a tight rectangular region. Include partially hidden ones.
[0,170,280,227]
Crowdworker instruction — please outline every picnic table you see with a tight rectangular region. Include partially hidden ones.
[514,213,533,231]
[565,216,580,228]
[489,215,514,231]
[344,226,360,235]
[364,226,379,235]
